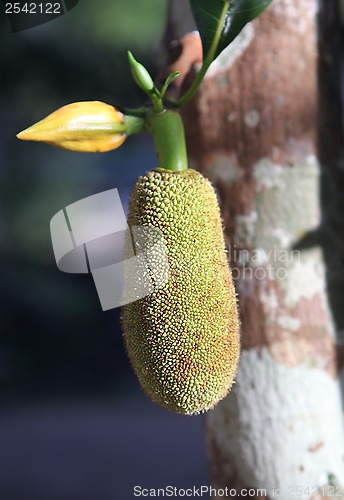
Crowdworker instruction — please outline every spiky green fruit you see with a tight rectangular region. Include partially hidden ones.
[121,168,240,415]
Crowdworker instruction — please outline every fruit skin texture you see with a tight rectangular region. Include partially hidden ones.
[121,168,240,415]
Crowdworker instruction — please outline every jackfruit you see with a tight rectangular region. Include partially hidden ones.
[121,168,240,415]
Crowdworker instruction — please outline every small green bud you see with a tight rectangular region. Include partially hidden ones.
[128,51,154,93]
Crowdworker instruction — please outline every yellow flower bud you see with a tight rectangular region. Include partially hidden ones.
[17,101,126,152]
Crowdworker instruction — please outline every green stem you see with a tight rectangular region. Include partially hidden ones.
[150,92,164,113]
[168,0,230,108]
[122,107,147,118]
[146,110,188,172]
[123,115,145,135]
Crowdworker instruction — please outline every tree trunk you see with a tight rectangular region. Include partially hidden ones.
[178,0,344,498]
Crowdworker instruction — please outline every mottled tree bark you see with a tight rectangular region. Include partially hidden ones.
[163,0,344,498]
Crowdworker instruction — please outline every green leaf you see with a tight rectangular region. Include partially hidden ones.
[190,0,273,62]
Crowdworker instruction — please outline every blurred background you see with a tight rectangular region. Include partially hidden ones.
[0,1,209,499]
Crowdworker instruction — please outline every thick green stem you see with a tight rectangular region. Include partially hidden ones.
[168,0,230,108]
[146,110,188,172]
[150,92,164,113]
